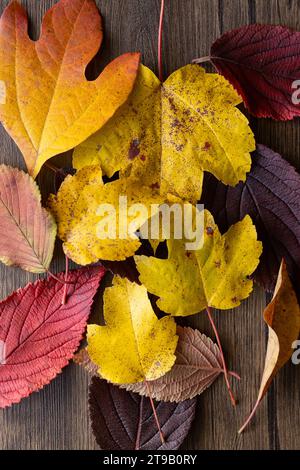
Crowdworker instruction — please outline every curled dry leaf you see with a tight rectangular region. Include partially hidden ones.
[73,347,98,376]
[123,326,223,402]
[210,24,300,120]
[89,377,197,450]
[74,64,255,203]
[0,165,56,273]
[135,211,262,316]
[239,261,300,433]
[0,266,105,408]
[201,145,300,293]
[0,0,140,177]
[87,276,178,384]
[49,166,166,264]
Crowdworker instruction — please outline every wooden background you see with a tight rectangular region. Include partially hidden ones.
[0,0,300,450]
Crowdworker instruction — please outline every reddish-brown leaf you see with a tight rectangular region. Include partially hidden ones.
[0,266,105,408]
[89,377,197,450]
[210,24,300,120]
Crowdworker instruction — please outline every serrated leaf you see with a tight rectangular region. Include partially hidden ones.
[239,261,300,432]
[210,24,300,120]
[201,145,300,293]
[122,326,223,402]
[0,165,56,273]
[49,166,166,264]
[73,64,255,203]
[87,276,178,384]
[135,211,262,316]
[89,377,197,450]
[0,266,105,408]
[0,0,139,177]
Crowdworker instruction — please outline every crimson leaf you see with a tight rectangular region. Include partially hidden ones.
[0,266,105,408]
[89,377,197,450]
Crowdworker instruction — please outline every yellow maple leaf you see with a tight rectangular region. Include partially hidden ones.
[0,0,139,177]
[73,64,255,202]
[49,166,165,264]
[87,276,178,384]
[135,210,263,316]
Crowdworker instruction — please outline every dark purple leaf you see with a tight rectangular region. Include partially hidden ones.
[201,144,300,293]
[89,377,197,450]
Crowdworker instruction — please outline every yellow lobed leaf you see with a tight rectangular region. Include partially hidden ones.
[0,0,140,177]
[135,211,263,316]
[239,260,300,432]
[87,276,178,384]
[74,64,255,203]
[49,165,166,264]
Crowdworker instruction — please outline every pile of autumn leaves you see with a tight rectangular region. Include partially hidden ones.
[0,0,300,450]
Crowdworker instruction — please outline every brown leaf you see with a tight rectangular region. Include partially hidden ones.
[239,260,300,433]
[122,326,223,402]
[73,348,98,376]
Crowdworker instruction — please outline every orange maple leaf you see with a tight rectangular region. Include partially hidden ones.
[0,0,140,177]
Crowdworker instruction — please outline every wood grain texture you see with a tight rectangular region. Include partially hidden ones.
[0,0,299,450]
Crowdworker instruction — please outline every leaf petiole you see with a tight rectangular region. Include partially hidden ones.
[47,270,75,286]
[145,381,165,445]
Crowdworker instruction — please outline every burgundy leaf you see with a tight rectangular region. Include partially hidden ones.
[201,144,300,293]
[210,24,300,120]
[89,377,197,450]
[0,266,105,408]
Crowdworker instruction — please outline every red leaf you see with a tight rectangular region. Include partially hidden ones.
[210,25,300,120]
[0,266,105,408]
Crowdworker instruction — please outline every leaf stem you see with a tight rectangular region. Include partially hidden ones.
[206,306,237,406]
[145,381,165,445]
[135,396,144,450]
[61,255,69,305]
[47,269,74,285]
[158,0,165,82]
[45,162,60,173]
[192,55,212,64]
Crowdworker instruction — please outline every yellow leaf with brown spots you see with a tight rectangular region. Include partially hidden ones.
[135,211,262,316]
[49,166,165,264]
[0,0,139,177]
[73,64,255,203]
[87,276,178,384]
